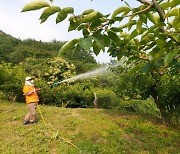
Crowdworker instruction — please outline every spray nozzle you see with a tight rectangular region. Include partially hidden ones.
[53,82,58,86]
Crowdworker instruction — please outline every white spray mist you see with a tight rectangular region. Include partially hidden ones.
[55,62,122,85]
[57,65,109,84]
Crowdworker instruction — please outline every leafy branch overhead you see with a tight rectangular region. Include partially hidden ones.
[22,0,180,73]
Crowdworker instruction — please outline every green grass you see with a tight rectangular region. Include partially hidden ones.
[0,101,179,154]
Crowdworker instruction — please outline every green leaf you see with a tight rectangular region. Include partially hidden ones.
[107,31,120,45]
[170,0,180,8]
[83,9,94,15]
[124,1,132,10]
[122,8,131,17]
[142,63,152,73]
[156,39,166,49]
[21,0,50,12]
[150,46,160,57]
[153,60,164,69]
[117,51,125,60]
[146,12,157,25]
[164,49,178,66]
[110,27,122,32]
[130,29,138,39]
[120,32,130,38]
[136,19,142,34]
[93,41,101,56]
[40,6,61,23]
[92,29,103,36]
[160,2,170,10]
[81,11,103,23]
[78,37,92,52]
[100,34,110,47]
[128,20,137,31]
[112,6,130,18]
[56,11,67,23]
[172,16,180,29]
[140,15,147,25]
[89,19,102,31]
[128,15,134,23]
[62,7,74,14]
[68,20,80,31]
[82,27,90,37]
[113,17,123,22]
[166,8,179,17]
[152,48,165,61]
[58,39,78,56]
[77,24,86,31]
[141,25,157,41]
[52,131,59,139]
[118,23,128,30]
[93,36,105,52]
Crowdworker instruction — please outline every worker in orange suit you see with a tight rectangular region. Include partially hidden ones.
[23,77,40,125]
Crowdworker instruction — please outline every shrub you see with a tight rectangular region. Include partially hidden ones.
[94,88,120,109]
[119,98,160,117]
[0,90,8,100]
[60,82,94,108]
[0,63,26,102]
[23,57,76,85]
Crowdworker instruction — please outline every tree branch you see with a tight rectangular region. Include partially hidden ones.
[152,0,165,22]
[125,4,152,17]
[137,0,165,22]
[137,0,153,5]
[137,0,179,44]
[160,28,180,45]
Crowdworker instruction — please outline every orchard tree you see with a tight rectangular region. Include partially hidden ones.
[23,57,76,85]
[0,63,26,101]
[112,59,179,125]
[21,0,180,124]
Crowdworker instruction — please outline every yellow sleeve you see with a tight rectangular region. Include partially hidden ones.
[23,85,30,94]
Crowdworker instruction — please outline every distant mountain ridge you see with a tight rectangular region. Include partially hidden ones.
[0,30,62,64]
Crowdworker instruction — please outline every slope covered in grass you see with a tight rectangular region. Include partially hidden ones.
[0,101,179,153]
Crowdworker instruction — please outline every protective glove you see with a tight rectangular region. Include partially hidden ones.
[34,88,40,92]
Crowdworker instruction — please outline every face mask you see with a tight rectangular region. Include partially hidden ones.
[30,80,34,84]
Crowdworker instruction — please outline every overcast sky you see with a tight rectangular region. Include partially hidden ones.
[0,0,139,63]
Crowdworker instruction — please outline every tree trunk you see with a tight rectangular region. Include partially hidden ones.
[150,86,167,125]
[93,92,98,108]
[8,95,17,102]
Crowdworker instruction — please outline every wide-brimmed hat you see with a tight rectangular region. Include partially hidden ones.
[25,76,34,81]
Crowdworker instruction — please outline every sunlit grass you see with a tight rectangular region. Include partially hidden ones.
[0,101,179,153]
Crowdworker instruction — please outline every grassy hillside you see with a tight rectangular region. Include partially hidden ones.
[0,101,179,154]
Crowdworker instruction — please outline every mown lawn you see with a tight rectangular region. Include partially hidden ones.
[0,101,179,154]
